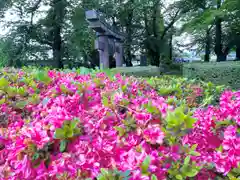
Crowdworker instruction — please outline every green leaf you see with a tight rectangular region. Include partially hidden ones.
[189,151,201,156]
[216,145,223,152]
[32,153,40,161]
[54,128,65,139]
[114,126,126,137]
[121,85,127,92]
[184,115,196,129]
[190,144,198,151]
[64,125,74,138]
[166,111,181,128]
[28,95,40,105]
[215,120,233,128]
[35,71,51,84]
[120,99,130,106]
[141,156,151,174]
[146,102,159,114]
[60,84,68,94]
[100,168,109,175]
[0,77,9,89]
[184,156,191,166]
[7,87,17,97]
[0,98,5,105]
[60,140,67,152]
[102,95,109,107]
[184,168,199,177]
[151,174,158,180]
[70,119,79,129]
[175,174,183,180]
[97,176,105,180]
[15,101,27,109]
[232,167,240,174]
[79,67,91,75]
[17,87,26,96]
[73,128,81,136]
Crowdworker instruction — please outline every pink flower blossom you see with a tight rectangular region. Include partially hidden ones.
[2,69,240,179]
[143,124,164,145]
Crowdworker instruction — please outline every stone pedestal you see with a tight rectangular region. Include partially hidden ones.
[115,41,123,67]
[86,10,125,69]
[97,34,109,69]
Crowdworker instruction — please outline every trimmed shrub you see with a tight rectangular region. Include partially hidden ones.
[112,66,161,77]
[183,61,240,89]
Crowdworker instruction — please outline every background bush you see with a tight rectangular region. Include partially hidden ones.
[183,61,240,89]
[112,66,161,77]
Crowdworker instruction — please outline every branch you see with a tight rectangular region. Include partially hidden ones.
[27,0,42,13]
[161,9,180,39]
[31,30,53,47]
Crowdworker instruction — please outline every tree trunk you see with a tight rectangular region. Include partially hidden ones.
[169,29,173,62]
[236,44,240,60]
[214,17,223,62]
[151,3,161,66]
[51,0,65,69]
[214,0,224,62]
[52,28,63,69]
[7,58,14,67]
[125,0,134,67]
[143,8,151,65]
[204,28,211,62]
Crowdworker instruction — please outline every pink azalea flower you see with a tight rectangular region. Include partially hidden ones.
[143,124,164,145]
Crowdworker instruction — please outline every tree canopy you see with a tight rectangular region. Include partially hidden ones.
[0,0,239,68]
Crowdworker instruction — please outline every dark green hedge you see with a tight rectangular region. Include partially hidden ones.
[183,61,240,89]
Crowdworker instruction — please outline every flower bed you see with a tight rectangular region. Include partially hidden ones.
[0,68,239,179]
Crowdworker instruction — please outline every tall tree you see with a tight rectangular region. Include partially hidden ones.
[221,0,240,60]
[214,0,225,61]
[141,0,182,66]
[50,0,67,68]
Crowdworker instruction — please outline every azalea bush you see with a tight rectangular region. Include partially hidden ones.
[146,76,228,108]
[0,67,239,179]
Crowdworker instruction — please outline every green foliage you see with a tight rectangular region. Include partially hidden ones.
[183,62,239,89]
[60,139,68,152]
[112,66,161,77]
[145,102,160,114]
[146,75,227,108]
[141,156,151,175]
[54,119,81,139]
[166,106,196,130]
[34,70,52,85]
[182,8,221,32]
[0,77,9,89]
[54,118,82,153]
[0,41,9,67]
[151,174,158,180]
[102,95,109,107]
[97,168,131,180]
[167,153,202,179]
[114,112,137,137]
